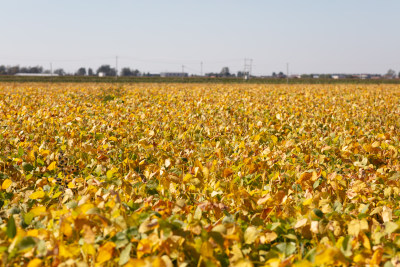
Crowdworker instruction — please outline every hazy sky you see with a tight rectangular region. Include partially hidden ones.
[1,0,399,75]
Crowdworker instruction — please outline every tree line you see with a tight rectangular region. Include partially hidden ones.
[0,65,140,77]
[1,64,399,79]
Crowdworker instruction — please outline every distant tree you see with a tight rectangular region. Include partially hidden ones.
[54,68,66,76]
[272,72,277,77]
[121,67,131,76]
[8,66,20,75]
[18,66,41,74]
[0,65,6,75]
[385,69,396,79]
[319,74,331,79]
[220,67,231,77]
[75,67,86,76]
[88,68,94,76]
[96,65,116,76]
[398,72,400,79]
[205,72,220,77]
[278,72,286,78]
[29,66,43,73]
[121,67,140,77]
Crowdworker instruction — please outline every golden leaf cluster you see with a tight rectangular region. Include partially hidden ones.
[0,83,400,266]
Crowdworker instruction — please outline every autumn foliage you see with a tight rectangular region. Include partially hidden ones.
[1,83,400,266]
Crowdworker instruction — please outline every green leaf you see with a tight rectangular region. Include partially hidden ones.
[6,216,17,238]
[24,212,34,225]
[276,242,296,256]
[119,243,131,266]
[313,179,321,189]
[18,236,36,250]
[313,208,324,218]
[18,147,24,157]
[341,235,352,257]
[22,163,34,172]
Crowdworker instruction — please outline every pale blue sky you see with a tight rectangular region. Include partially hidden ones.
[0,0,399,75]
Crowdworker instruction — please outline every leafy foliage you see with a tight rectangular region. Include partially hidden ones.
[0,83,400,266]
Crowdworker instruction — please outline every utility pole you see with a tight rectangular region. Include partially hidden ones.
[182,65,185,80]
[200,61,203,76]
[250,59,253,78]
[286,62,289,84]
[50,63,52,76]
[115,56,118,79]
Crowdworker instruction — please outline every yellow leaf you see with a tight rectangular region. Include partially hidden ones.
[202,167,209,179]
[1,179,12,190]
[302,198,313,206]
[315,247,338,265]
[296,172,312,184]
[30,206,46,216]
[27,258,42,267]
[59,244,73,258]
[52,191,62,199]
[109,136,117,142]
[261,232,278,244]
[40,149,50,157]
[183,173,192,183]
[125,259,146,267]
[200,241,214,258]
[61,220,73,238]
[27,229,39,237]
[106,168,117,179]
[78,203,95,214]
[360,231,371,250]
[28,150,36,161]
[271,135,278,144]
[244,226,259,244]
[232,259,254,267]
[97,242,116,264]
[82,243,96,255]
[370,247,383,265]
[137,239,152,259]
[48,161,57,171]
[353,254,364,264]
[59,243,80,258]
[294,218,308,229]
[29,191,45,199]
[294,260,312,267]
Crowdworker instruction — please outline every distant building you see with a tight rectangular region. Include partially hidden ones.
[15,73,58,77]
[371,75,382,79]
[98,72,106,77]
[160,72,188,78]
[332,74,346,79]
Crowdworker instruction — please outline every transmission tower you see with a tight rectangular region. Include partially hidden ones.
[243,58,253,80]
